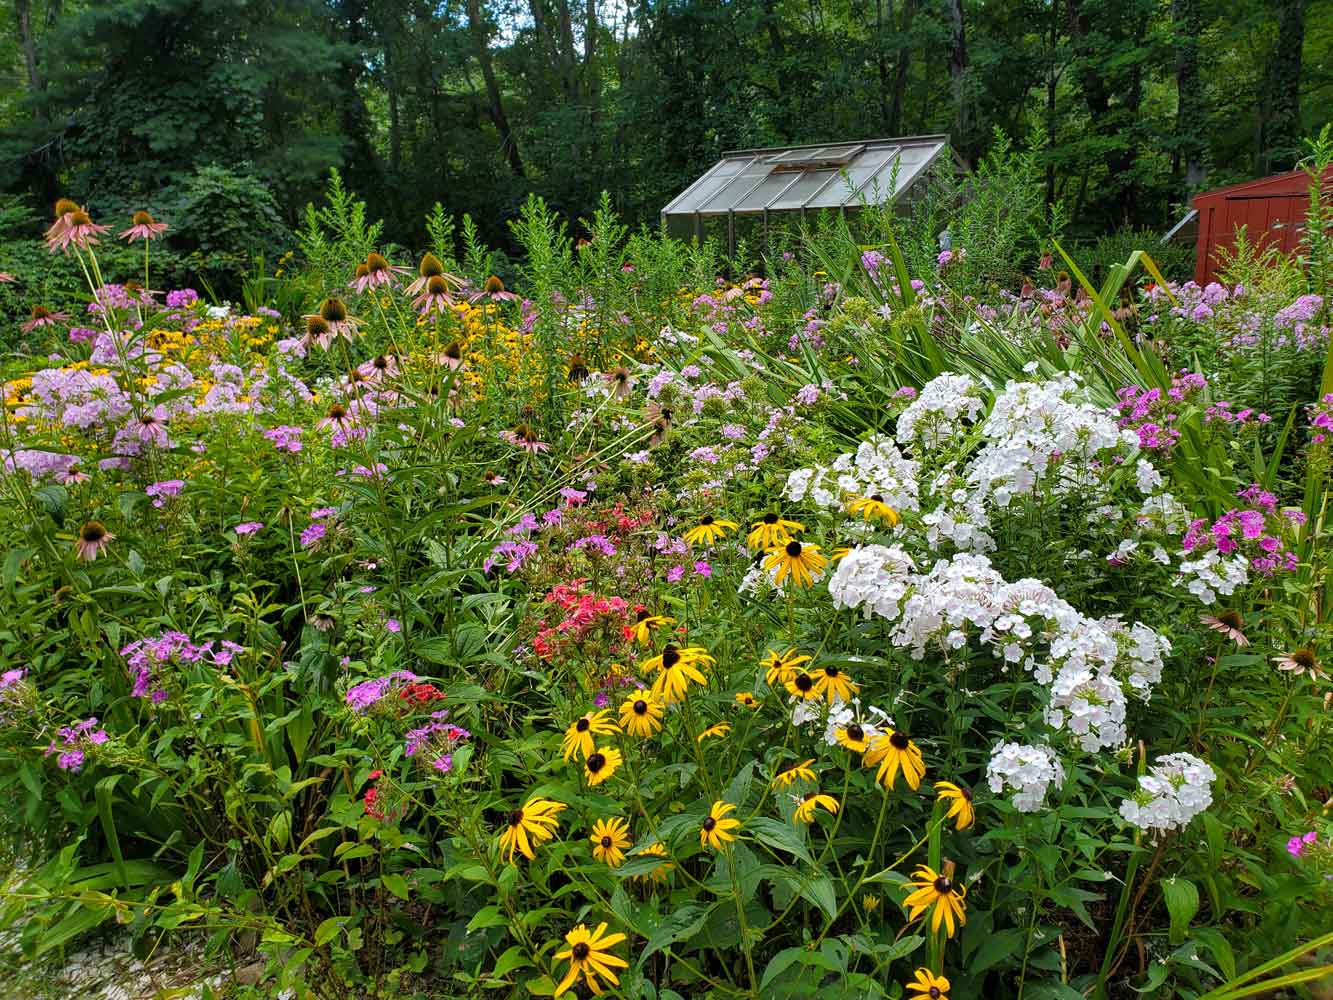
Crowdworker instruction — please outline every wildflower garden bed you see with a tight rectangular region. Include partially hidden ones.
[0,182,1330,1000]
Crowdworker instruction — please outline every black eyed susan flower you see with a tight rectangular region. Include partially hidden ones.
[553,922,629,996]
[583,746,623,786]
[589,817,632,867]
[905,968,951,1000]
[1273,646,1326,681]
[697,722,731,743]
[903,864,968,938]
[734,691,759,709]
[700,800,742,850]
[561,709,620,761]
[747,512,804,550]
[762,648,811,687]
[864,729,926,790]
[683,515,739,547]
[784,671,819,701]
[793,791,839,823]
[764,539,828,588]
[935,781,976,830]
[618,693,664,737]
[641,643,714,703]
[638,841,675,882]
[834,721,871,753]
[847,493,901,525]
[629,608,675,645]
[774,759,817,788]
[498,797,566,862]
[813,665,859,704]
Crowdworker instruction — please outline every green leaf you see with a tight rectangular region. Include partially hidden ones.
[968,927,1027,975]
[747,817,813,864]
[94,775,128,889]
[798,874,837,920]
[492,945,533,977]
[314,916,343,946]
[381,873,410,901]
[1161,877,1199,945]
[467,905,509,932]
[638,903,712,966]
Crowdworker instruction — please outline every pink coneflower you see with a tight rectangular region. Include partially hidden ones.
[349,252,410,294]
[1200,610,1249,646]
[468,275,520,303]
[304,298,361,347]
[357,354,399,383]
[316,401,356,434]
[47,206,109,253]
[437,340,465,370]
[74,520,114,561]
[405,252,461,296]
[501,423,550,454]
[483,470,507,487]
[413,274,455,317]
[604,367,634,400]
[21,306,71,333]
[132,407,171,449]
[1272,647,1325,682]
[234,521,263,536]
[119,210,169,243]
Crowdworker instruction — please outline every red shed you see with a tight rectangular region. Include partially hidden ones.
[1192,166,1333,286]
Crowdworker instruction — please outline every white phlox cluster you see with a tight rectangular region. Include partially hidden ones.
[987,742,1065,812]
[1118,752,1216,832]
[894,373,987,449]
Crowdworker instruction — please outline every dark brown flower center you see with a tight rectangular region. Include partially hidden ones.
[484,275,505,294]
[763,513,778,524]
[427,275,450,296]
[319,298,347,323]
[132,210,155,226]
[31,306,50,320]
[929,989,941,999]
[328,403,347,420]
[575,718,590,732]
[661,646,680,669]
[444,340,462,360]
[80,522,106,542]
[1220,610,1244,630]
[419,253,444,278]
[601,835,613,848]
[961,786,973,801]
[1293,649,1316,668]
[824,667,840,678]
[795,673,813,692]
[307,316,329,337]
[571,942,590,961]
[633,700,648,715]
[785,540,802,557]
[508,809,524,827]
[373,356,389,371]
[890,730,910,750]
[353,262,369,279]
[870,494,884,503]
[68,210,92,226]
[54,198,79,218]
[700,515,714,526]
[845,723,864,741]
[702,816,716,832]
[933,876,952,894]
[586,753,606,773]
[366,252,388,272]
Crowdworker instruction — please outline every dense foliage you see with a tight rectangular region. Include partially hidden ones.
[1,0,1331,273]
[0,151,1330,999]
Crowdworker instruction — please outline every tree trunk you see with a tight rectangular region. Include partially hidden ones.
[1172,0,1206,188]
[945,0,969,165]
[887,0,915,135]
[15,0,49,125]
[1257,0,1305,175]
[1045,0,1059,206]
[466,0,526,177]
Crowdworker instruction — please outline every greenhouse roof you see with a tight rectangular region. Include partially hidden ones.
[661,135,949,219]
